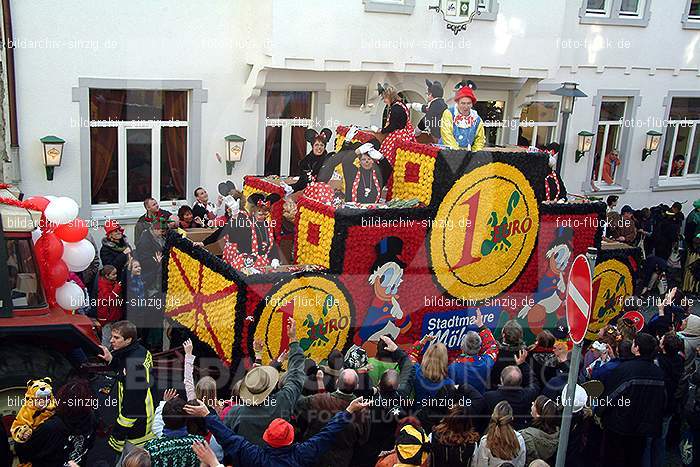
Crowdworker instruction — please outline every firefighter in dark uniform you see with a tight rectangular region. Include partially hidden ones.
[99,320,155,453]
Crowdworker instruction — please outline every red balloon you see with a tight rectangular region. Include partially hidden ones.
[35,232,64,263]
[46,261,68,288]
[55,218,88,242]
[25,196,50,212]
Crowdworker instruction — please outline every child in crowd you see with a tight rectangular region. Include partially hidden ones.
[97,265,123,347]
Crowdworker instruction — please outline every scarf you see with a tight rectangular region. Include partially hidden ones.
[101,236,129,253]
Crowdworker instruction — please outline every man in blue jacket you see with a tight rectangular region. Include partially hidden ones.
[185,396,369,467]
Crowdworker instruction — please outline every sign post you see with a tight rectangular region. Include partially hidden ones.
[555,248,595,467]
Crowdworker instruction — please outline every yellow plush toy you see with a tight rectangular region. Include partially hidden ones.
[10,377,57,444]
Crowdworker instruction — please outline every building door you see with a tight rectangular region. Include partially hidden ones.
[472,90,508,147]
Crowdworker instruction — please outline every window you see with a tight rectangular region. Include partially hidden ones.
[363,0,416,14]
[518,102,559,149]
[591,100,627,186]
[89,89,188,208]
[619,0,644,16]
[683,0,700,29]
[691,0,700,18]
[264,91,314,176]
[658,97,700,179]
[6,238,45,308]
[580,0,649,25]
[473,100,505,147]
[586,0,611,15]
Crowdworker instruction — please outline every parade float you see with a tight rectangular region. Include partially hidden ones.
[162,127,639,367]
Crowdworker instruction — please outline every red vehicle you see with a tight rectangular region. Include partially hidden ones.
[0,186,100,433]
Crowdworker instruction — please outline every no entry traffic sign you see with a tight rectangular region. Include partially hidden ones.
[566,254,593,344]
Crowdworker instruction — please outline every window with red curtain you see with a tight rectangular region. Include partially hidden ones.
[89,89,188,205]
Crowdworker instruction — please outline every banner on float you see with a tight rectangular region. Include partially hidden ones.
[420,306,502,350]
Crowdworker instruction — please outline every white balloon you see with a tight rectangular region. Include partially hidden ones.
[61,239,95,272]
[44,197,79,225]
[31,228,42,244]
[55,281,86,310]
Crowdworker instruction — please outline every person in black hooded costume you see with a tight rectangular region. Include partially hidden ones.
[410,79,448,143]
[290,128,333,192]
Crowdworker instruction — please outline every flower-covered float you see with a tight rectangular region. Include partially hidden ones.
[162,126,640,366]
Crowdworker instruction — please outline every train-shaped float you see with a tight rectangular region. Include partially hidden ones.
[162,126,640,366]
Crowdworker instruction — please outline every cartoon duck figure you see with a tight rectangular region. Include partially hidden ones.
[517,227,574,338]
[356,236,411,345]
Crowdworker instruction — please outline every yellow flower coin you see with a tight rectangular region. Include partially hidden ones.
[430,162,539,301]
[253,274,352,365]
[587,259,633,339]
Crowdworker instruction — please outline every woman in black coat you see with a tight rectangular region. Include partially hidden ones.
[291,128,334,193]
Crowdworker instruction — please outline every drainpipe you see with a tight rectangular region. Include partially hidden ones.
[2,0,19,180]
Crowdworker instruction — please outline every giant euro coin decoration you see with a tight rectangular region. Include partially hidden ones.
[165,247,241,364]
[587,259,633,339]
[430,163,539,301]
[252,274,352,365]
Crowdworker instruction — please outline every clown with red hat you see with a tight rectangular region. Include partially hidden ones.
[439,79,485,152]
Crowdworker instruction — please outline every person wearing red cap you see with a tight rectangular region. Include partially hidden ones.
[440,80,485,152]
[100,219,133,281]
[184,396,369,467]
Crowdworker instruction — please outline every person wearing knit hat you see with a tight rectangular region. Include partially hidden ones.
[409,79,448,143]
[439,79,485,152]
[184,396,370,467]
[100,219,133,281]
[375,424,431,467]
[372,83,417,163]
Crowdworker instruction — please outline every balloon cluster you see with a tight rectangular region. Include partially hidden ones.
[26,195,94,311]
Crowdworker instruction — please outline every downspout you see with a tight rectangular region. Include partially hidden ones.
[2,0,19,171]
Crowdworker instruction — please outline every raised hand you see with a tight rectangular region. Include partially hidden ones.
[183,399,210,418]
[475,308,484,328]
[515,348,528,366]
[99,345,113,364]
[287,317,297,343]
[183,339,193,356]
[163,388,178,402]
[346,396,370,414]
[380,335,398,352]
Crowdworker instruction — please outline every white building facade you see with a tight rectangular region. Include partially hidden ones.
[2,0,699,228]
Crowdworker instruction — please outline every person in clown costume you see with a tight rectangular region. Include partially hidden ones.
[516,227,574,340]
[439,80,485,152]
[371,83,416,162]
[356,236,411,346]
[203,193,282,270]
